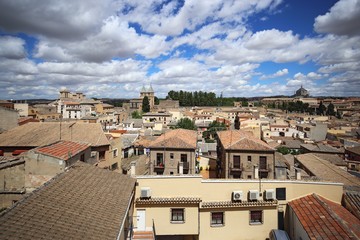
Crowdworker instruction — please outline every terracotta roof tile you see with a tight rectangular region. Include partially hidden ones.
[217,130,274,151]
[35,140,90,160]
[0,162,136,240]
[0,122,110,147]
[149,129,197,149]
[289,194,360,239]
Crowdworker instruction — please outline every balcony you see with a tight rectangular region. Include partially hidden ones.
[229,162,243,174]
[258,163,271,172]
[178,161,189,174]
[153,161,165,173]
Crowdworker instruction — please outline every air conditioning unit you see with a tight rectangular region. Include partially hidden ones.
[249,190,259,201]
[140,187,151,199]
[265,189,276,200]
[232,191,243,201]
[91,151,97,157]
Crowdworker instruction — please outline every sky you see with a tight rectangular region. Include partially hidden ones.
[0,0,359,100]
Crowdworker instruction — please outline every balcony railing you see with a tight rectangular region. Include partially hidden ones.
[153,161,165,173]
[259,163,271,172]
[229,162,243,173]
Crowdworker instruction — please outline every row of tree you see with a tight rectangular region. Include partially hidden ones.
[166,90,249,107]
[267,100,340,117]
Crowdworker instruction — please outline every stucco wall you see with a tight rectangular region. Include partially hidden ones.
[134,176,343,240]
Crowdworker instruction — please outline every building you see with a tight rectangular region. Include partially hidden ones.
[216,130,275,179]
[129,85,155,112]
[0,162,136,240]
[0,106,18,132]
[0,122,121,170]
[345,145,360,171]
[133,175,343,240]
[293,85,309,97]
[0,156,25,208]
[24,140,92,191]
[288,193,360,239]
[148,129,197,175]
[296,122,328,141]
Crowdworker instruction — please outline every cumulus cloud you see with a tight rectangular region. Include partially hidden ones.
[0,36,26,59]
[314,0,360,36]
[260,68,288,80]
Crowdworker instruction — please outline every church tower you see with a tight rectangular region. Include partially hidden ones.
[140,85,155,110]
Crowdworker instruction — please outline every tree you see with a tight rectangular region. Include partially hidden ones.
[277,146,290,155]
[173,118,197,130]
[131,110,142,119]
[203,121,227,142]
[317,101,326,115]
[154,96,160,105]
[326,103,335,116]
[142,96,150,113]
[234,113,240,130]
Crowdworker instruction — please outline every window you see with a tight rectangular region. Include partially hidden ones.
[248,156,252,162]
[250,210,263,225]
[171,209,184,223]
[181,154,187,162]
[113,149,118,158]
[99,151,105,160]
[276,188,286,200]
[211,212,224,226]
[156,153,164,165]
[80,154,85,162]
[233,155,240,168]
[170,153,174,159]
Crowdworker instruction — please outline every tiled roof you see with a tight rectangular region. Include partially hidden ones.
[296,153,360,188]
[0,122,110,147]
[346,145,360,155]
[342,192,360,220]
[201,200,278,208]
[35,141,91,161]
[149,129,197,149]
[217,130,274,151]
[136,197,202,205]
[289,194,360,239]
[301,143,343,153]
[0,162,136,240]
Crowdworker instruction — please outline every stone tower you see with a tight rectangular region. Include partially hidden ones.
[140,85,155,110]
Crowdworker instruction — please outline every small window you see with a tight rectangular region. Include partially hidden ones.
[250,210,263,225]
[276,188,286,200]
[233,155,240,168]
[248,156,252,162]
[80,154,85,162]
[171,209,184,223]
[211,212,224,226]
[181,154,187,162]
[170,153,174,159]
[113,149,118,158]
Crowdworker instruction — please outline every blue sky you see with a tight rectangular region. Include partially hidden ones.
[0,0,359,99]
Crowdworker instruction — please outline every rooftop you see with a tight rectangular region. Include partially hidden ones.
[289,194,360,239]
[35,140,91,161]
[217,130,274,151]
[296,153,360,189]
[0,122,110,147]
[0,162,136,240]
[149,129,197,149]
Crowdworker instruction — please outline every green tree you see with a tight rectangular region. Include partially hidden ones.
[142,96,150,113]
[154,96,160,105]
[173,118,197,130]
[277,146,290,155]
[326,103,335,116]
[131,110,142,119]
[203,121,227,142]
[317,101,326,115]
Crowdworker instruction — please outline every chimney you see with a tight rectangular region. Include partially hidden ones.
[254,165,259,179]
[179,162,184,175]
[130,161,136,176]
[295,168,301,180]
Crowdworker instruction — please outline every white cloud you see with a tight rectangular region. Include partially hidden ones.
[260,68,288,79]
[0,36,26,59]
[314,0,360,36]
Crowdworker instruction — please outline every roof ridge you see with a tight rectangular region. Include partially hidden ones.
[313,194,357,239]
